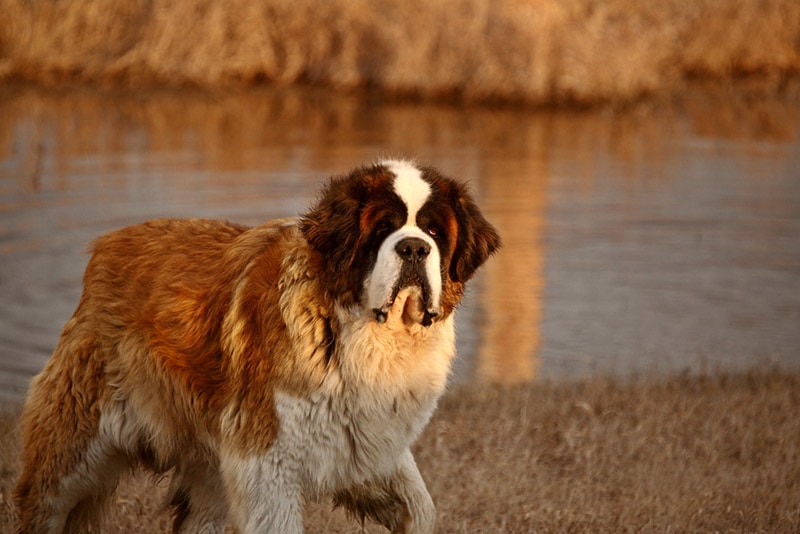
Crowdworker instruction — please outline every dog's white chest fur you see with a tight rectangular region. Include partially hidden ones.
[220,311,456,532]
[272,310,456,497]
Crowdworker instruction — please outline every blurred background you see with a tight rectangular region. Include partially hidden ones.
[1,0,799,402]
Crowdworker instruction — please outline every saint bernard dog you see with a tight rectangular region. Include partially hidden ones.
[15,159,500,533]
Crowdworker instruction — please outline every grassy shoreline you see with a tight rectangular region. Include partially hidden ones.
[1,0,799,105]
[2,370,798,532]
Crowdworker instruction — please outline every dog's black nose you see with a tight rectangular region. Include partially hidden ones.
[395,237,431,262]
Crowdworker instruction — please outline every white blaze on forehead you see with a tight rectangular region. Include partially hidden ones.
[384,159,431,225]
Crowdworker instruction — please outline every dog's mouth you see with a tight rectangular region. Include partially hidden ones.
[373,288,438,327]
[372,271,438,327]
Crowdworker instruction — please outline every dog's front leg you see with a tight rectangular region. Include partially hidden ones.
[391,449,436,534]
[220,449,304,534]
[335,448,435,533]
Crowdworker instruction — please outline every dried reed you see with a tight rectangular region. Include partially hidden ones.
[1,0,798,104]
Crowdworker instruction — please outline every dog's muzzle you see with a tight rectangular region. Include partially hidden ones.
[372,237,439,327]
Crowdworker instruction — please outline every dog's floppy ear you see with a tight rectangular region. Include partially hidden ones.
[300,176,363,274]
[449,192,501,283]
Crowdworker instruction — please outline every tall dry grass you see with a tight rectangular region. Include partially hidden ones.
[1,0,799,104]
[1,371,799,532]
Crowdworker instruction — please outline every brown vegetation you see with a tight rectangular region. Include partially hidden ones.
[1,0,799,104]
[2,370,799,532]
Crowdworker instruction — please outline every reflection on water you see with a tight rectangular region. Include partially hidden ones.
[475,157,547,384]
[1,82,799,401]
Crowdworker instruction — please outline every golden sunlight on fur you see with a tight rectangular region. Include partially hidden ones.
[14,161,500,533]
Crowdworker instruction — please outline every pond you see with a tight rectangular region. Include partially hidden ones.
[1,82,799,402]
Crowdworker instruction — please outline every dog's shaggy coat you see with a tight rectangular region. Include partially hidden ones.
[14,160,500,533]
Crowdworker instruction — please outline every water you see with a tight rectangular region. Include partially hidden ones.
[1,83,799,402]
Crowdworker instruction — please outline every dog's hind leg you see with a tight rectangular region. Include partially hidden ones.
[167,460,228,534]
[16,395,133,533]
[14,332,131,533]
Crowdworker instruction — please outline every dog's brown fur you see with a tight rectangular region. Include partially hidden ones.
[14,161,500,533]
[16,218,329,530]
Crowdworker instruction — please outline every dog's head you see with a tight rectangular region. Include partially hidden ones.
[301,160,500,326]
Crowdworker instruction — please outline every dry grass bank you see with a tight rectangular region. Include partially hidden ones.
[1,370,798,532]
[1,0,799,104]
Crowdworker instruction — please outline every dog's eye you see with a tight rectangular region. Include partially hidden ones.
[427,225,441,238]
[375,219,393,236]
